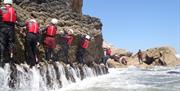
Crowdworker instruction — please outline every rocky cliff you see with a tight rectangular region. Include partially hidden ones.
[12,0,103,65]
[0,0,108,90]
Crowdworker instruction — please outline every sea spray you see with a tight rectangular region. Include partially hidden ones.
[0,62,108,91]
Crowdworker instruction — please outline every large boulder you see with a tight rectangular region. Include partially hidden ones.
[143,47,179,66]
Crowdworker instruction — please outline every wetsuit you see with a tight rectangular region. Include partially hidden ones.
[60,33,74,64]
[0,4,16,62]
[25,20,39,67]
[76,37,90,64]
[43,24,57,61]
[103,48,111,65]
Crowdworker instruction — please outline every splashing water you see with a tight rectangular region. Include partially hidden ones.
[0,62,107,91]
[1,63,180,91]
[59,66,180,91]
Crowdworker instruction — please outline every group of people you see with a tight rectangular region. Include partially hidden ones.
[0,0,92,67]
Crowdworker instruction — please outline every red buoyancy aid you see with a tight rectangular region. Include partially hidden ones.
[80,39,90,49]
[67,35,73,46]
[106,49,112,56]
[2,5,16,23]
[46,25,57,36]
[61,34,74,46]
[26,21,39,34]
[0,9,2,15]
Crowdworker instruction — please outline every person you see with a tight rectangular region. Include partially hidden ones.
[24,18,40,67]
[119,56,127,65]
[0,0,16,62]
[76,34,90,64]
[0,1,3,63]
[137,49,143,64]
[43,18,58,62]
[102,46,112,65]
[60,29,74,64]
[158,51,166,66]
[113,54,120,62]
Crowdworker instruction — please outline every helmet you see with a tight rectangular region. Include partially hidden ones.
[29,19,37,23]
[85,35,90,40]
[51,18,58,25]
[115,55,118,57]
[4,0,13,4]
[68,29,74,34]
[59,31,64,34]
[107,45,111,48]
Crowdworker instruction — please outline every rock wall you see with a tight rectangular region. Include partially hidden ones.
[0,1,108,89]
[11,0,103,65]
[72,0,83,14]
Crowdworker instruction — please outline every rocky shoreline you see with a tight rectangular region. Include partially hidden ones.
[106,45,180,69]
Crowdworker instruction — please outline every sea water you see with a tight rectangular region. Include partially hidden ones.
[59,66,180,91]
[1,64,180,91]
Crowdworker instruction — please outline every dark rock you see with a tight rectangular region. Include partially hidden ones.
[12,0,103,66]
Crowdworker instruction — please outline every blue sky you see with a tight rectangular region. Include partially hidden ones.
[83,0,180,53]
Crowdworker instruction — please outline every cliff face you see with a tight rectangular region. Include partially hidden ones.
[15,0,83,15]
[72,0,83,14]
[0,1,108,90]
[12,0,103,65]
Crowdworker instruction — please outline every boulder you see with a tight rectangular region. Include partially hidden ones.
[143,47,179,66]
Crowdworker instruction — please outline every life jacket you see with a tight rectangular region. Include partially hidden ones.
[61,34,74,46]
[66,35,73,46]
[2,5,16,23]
[26,21,39,34]
[80,38,90,49]
[46,24,57,37]
[0,9,2,22]
[0,9,2,15]
[106,49,112,56]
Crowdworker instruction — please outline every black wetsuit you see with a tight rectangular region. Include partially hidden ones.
[0,22,15,62]
[76,46,85,64]
[25,32,39,67]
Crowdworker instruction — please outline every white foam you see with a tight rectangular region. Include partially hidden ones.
[58,68,149,91]
[176,54,180,58]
